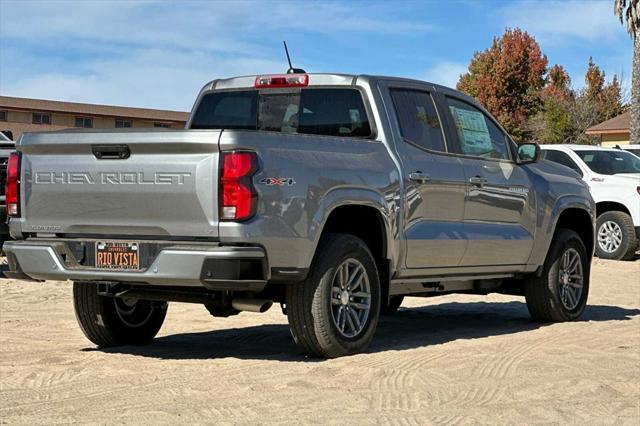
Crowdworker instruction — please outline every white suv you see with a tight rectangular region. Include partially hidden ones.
[541,145,640,260]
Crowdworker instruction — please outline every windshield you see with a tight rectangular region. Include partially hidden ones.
[190,88,372,138]
[575,150,640,175]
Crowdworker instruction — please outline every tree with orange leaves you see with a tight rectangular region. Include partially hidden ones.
[457,28,548,142]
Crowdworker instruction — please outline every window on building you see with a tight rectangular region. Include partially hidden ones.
[75,116,93,128]
[32,112,51,125]
[390,89,446,152]
[115,119,132,128]
[153,122,171,128]
[0,110,7,121]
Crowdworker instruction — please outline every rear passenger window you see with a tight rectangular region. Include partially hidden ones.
[445,97,510,160]
[390,89,446,152]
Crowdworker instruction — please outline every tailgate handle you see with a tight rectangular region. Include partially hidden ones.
[92,145,130,160]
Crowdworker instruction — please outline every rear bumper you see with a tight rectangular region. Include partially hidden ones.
[3,240,268,292]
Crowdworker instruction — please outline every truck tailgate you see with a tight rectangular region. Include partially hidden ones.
[18,130,221,238]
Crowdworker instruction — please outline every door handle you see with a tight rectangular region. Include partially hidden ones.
[469,176,488,187]
[92,144,130,160]
[408,172,431,184]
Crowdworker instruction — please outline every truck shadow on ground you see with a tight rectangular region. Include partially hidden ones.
[91,301,640,361]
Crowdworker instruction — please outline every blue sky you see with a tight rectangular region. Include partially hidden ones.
[0,0,633,111]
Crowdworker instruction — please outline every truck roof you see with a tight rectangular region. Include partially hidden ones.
[203,72,467,97]
[195,72,477,116]
[541,144,623,152]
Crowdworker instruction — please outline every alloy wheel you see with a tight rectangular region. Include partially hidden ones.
[330,258,371,338]
[557,248,584,311]
[597,220,622,253]
[114,298,157,328]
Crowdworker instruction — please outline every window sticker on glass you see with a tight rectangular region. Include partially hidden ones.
[450,107,492,154]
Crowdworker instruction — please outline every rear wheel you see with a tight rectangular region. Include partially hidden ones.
[524,229,590,322]
[73,282,167,347]
[286,234,381,358]
[381,295,404,315]
[595,211,638,260]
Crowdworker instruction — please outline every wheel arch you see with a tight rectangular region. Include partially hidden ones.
[309,188,396,302]
[554,207,594,261]
[596,201,631,217]
[528,195,596,269]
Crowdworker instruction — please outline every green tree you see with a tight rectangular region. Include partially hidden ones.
[584,57,623,124]
[565,58,624,144]
[614,0,639,143]
[457,28,548,141]
[530,65,572,144]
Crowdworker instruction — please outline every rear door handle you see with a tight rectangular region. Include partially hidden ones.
[469,176,488,187]
[408,172,431,184]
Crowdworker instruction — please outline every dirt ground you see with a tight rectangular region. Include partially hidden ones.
[1,258,639,425]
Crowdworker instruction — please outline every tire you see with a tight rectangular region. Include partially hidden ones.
[73,282,168,347]
[381,295,404,315]
[524,229,590,322]
[595,211,638,261]
[286,233,381,358]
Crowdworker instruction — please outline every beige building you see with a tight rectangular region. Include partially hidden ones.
[0,96,189,140]
[585,111,630,147]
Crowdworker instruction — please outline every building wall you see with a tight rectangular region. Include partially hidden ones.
[0,109,185,140]
[599,132,630,147]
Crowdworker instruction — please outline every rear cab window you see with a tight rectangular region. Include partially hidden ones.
[190,88,372,138]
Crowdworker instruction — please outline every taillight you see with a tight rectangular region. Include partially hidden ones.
[6,151,20,217]
[254,74,308,88]
[220,152,258,221]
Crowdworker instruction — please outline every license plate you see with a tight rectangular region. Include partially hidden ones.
[95,241,140,270]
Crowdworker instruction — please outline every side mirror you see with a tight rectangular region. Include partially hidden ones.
[517,143,540,164]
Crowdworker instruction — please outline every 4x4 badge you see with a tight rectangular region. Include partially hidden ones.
[260,177,296,186]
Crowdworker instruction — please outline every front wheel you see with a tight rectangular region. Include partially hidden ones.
[595,211,638,260]
[286,234,381,358]
[73,282,168,347]
[524,229,590,322]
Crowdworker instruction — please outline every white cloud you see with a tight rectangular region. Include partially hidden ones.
[422,61,468,89]
[501,0,621,44]
[0,0,431,109]
[0,48,285,111]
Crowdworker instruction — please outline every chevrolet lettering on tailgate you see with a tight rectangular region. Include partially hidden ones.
[33,171,191,185]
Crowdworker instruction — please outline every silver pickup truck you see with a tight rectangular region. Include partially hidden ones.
[4,73,595,358]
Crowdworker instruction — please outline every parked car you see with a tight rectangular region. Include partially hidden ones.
[0,130,15,249]
[4,73,595,358]
[616,144,640,157]
[540,145,639,260]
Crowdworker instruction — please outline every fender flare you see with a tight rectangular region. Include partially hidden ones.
[307,186,396,268]
[528,194,595,268]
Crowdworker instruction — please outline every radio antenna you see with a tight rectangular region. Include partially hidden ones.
[283,41,306,74]
[284,41,293,70]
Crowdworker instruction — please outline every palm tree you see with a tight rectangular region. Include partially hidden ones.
[614,0,639,143]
